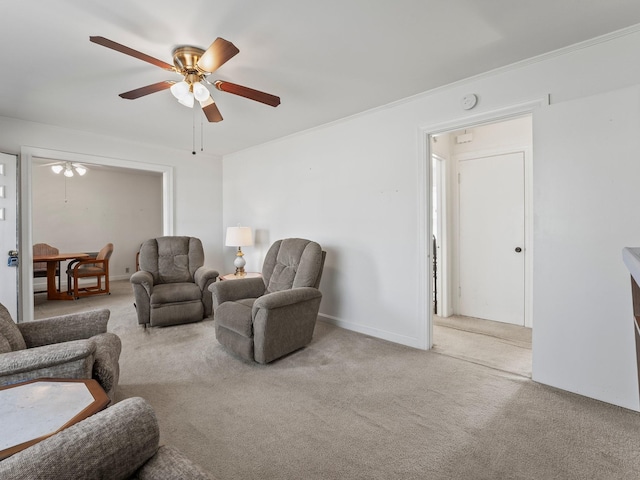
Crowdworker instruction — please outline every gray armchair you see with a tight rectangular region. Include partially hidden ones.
[0,397,215,479]
[0,303,121,401]
[210,238,325,364]
[131,236,219,327]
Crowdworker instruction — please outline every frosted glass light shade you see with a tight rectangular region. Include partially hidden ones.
[170,81,190,99]
[51,165,63,174]
[192,82,210,102]
[63,168,74,178]
[225,227,253,247]
[75,166,87,176]
[178,91,195,108]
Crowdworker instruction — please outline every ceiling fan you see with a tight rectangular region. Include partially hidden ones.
[89,36,280,123]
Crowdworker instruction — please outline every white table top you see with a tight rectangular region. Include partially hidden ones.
[221,272,262,281]
[0,379,104,457]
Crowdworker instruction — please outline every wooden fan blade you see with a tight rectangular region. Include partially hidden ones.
[119,81,174,99]
[90,36,175,71]
[214,81,280,107]
[196,38,239,74]
[200,97,223,122]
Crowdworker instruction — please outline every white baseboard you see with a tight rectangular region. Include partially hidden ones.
[33,274,131,292]
[318,313,424,349]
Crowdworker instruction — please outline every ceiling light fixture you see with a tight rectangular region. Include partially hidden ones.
[51,162,88,177]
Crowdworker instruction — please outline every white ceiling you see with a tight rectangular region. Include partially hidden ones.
[3,1,640,156]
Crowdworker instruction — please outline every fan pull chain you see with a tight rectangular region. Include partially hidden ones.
[192,108,196,155]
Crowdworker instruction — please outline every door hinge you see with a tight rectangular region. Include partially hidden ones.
[458,286,461,297]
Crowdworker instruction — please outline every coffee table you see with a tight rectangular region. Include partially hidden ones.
[0,378,109,460]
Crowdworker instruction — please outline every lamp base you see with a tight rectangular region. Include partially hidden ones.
[234,247,246,277]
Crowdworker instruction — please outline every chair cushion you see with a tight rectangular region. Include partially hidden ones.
[150,283,202,306]
[0,334,11,354]
[264,239,323,293]
[216,298,257,338]
[76,265,106,275]
[0,303,26,352]
[139,237,204,285]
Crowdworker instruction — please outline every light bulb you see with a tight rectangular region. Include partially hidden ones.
[51,165,63,174]
[178,91,195,108]
[75,166,87,176]
[64,168,74,178]
[192,82,210,102]
[170,81,190,100]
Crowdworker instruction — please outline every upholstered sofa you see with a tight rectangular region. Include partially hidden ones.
[0,304,120,401]
[0,397,215,479]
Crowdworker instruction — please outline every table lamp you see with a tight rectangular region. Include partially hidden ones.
[225,226,253,276]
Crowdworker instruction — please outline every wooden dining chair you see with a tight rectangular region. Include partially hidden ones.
[66,243,114,299]
[33,243,61,292]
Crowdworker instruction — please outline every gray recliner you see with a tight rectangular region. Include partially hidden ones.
[209,238,325,364]
[0,304,121,401]
[130,236,219,327]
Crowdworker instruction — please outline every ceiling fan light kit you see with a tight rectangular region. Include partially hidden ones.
[50,162,88,177]
[90,36,280,123]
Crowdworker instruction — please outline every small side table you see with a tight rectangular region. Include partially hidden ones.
[220,272,262,281]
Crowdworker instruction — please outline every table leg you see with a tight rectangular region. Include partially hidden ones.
[46,260,74,301]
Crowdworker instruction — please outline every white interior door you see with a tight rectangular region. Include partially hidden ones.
[458,151,525,325]
[0,152,18,320]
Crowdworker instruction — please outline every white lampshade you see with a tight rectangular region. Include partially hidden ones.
[225,226,253,247]
[51,164,63,174]
[74,165,87,176]
[170,81,190,100]
[63,167,74,178]
[192,82,210,102]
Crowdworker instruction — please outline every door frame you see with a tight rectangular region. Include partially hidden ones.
[19,146,174,321]
[417,96,548,349]
[0,152,18,320]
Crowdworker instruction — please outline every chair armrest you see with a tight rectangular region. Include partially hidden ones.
[209,277,265,310]
[90,332,122,399]
[194,266,219,291]
[0,340,95,381]
[137,445,216,480]
[0,397,159,480]
[18,309,110,347]
[68,258,107,272]
[254,287,322,311]
[131,270,154,296]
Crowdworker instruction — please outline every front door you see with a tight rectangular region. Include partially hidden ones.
[458,151,525,325]
[0,152,19,319]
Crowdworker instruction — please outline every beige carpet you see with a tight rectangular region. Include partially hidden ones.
[33,281,640,479]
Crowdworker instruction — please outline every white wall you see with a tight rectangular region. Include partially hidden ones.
[224,27,640,409]
[32,163,163,287]
[0,116,224,313]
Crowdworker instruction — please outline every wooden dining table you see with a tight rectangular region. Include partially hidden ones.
[33,253,90,300]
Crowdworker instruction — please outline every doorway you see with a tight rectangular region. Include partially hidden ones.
[19,146,174,321]
[428,115,533,376]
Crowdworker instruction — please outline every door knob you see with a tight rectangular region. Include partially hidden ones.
[515,247,522,253]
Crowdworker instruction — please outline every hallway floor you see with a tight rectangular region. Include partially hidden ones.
[432,315,532,377]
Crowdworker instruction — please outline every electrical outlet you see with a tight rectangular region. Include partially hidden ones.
[125,267,130,273]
